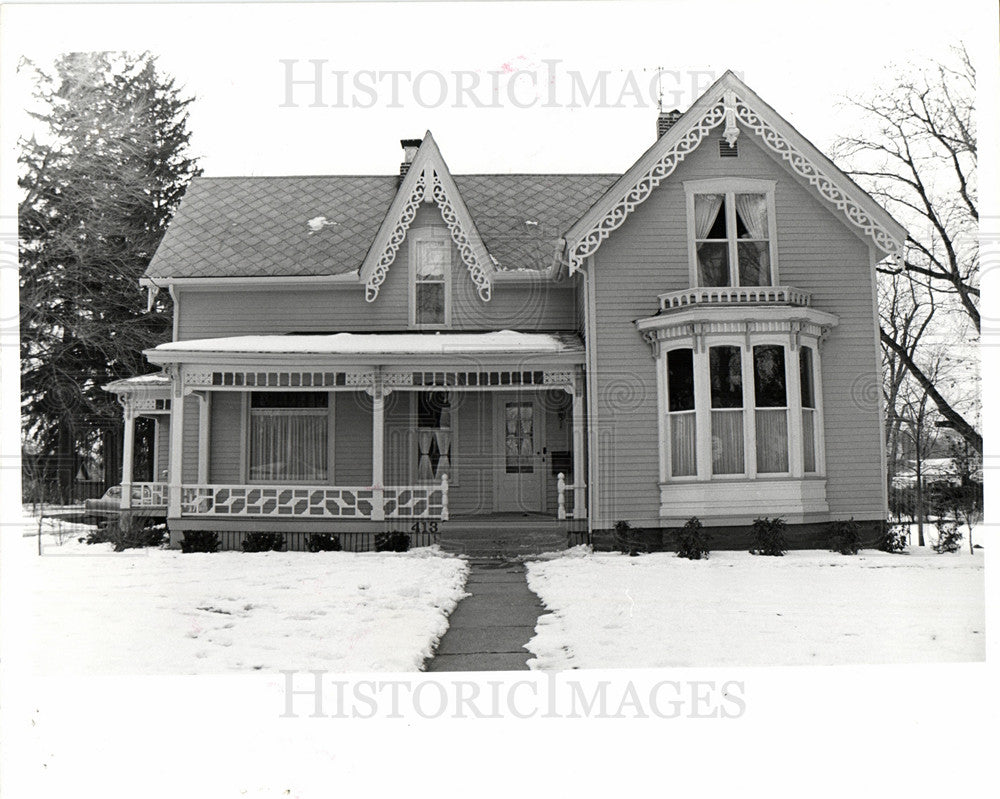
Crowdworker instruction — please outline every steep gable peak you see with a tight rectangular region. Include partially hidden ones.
[563,71,907,273]
[360,131,494,302]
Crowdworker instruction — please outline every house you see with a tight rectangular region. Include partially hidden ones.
[105,71,906,551]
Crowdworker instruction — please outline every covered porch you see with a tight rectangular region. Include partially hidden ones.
[113,332,588,542]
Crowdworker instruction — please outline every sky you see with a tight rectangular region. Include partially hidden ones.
[3,0,994,177]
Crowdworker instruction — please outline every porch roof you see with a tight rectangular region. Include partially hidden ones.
[145,330,585,364]
[103,372,170,393]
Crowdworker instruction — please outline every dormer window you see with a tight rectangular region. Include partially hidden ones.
[686,179,777,288]
[410,228,452,327]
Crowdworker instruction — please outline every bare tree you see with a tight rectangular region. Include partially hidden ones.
[835,43,981,455]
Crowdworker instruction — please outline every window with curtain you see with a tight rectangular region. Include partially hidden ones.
[504,402,534,474]
[694,193,729,287]
[753,345,789,473]
[710,345,745,475]
[413,238,450,326]
[800,346,817,473]
[416,391,453,481]
[666,348,696,476]
[692,188,773,287]
[249,392,328,482]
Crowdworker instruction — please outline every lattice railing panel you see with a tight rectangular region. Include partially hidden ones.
[180,485,377,518]
[383,485,447,519]
[131,482,169,507]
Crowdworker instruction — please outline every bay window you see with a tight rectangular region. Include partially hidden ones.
[248,392,329,482]
[660,338,824,483]
[687,179,777,288]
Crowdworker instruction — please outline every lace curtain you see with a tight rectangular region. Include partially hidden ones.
[249,412,327,482]
[712,410,744,474]
[670,413,697,476]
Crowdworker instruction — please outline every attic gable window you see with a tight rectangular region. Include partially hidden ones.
[685,179,778,289]
[410,229,452,328]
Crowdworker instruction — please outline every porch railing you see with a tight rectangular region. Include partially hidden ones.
[658,285,812,311]
[556,473,587,520]
[175,475,449,520]
[129,482,169,508]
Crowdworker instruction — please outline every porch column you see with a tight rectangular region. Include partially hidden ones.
[371,371,385,521]
[120,399,135,510]
[572,371,586,519]
[168,370,185,518]
[197,392,210,484]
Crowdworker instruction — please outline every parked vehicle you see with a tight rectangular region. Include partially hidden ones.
[84,485,167,525]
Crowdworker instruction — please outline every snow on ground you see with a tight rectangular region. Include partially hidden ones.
[525,548,985,669]
[21,525,468,675]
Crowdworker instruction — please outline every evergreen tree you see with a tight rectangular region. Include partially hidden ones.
[19,52,201,501]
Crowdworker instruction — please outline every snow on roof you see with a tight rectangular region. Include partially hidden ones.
[152,330,583,356]
[103,373,170,392]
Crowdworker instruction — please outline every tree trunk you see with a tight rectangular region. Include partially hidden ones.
[881,329,982,454]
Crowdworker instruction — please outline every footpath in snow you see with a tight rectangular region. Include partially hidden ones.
[524,548,985,669]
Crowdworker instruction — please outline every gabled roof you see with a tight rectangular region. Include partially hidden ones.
[562,71,908,272]
[144,146,615,286]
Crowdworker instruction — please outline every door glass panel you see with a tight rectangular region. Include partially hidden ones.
[505,402,534,473]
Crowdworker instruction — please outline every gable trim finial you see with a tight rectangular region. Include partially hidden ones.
[362,133,493,303]
[564,73,906,274]
[566,97,729,273]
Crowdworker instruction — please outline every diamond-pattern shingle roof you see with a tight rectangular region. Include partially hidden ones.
[144,172,618,279]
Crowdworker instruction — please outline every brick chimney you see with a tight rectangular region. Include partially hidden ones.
[656,109,682,139]
[399,138,422,179]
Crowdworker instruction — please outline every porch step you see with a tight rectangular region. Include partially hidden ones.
[438,530,569,558]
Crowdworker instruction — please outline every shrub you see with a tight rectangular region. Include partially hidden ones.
[749,517,788,556]
[374,531,410,552]
[86,513,166,551]
[307,533,342,552]
[675,517,710,560]
[876,522,908,553]
[613,520,663,556]
[242,532,286,552]
[180,530,220,553]
[932,519,962,553]
[827,517,862,556]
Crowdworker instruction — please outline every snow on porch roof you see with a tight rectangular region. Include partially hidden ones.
[148,330,584,358]
[103,372,171,392]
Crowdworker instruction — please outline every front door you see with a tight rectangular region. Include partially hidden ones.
[495,393,545,513]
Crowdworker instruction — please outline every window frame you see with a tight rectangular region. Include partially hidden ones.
[408,227,453,329]
[798,344,823,474]
[663,346,698,481]
[243,390,335,485]
[684,178,779,289]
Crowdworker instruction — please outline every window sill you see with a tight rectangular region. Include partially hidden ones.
[659,478,828,521]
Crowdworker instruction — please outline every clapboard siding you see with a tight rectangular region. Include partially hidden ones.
[209,392,242,483]
[156,418,169,480]
[335,392,373,484]
[175,204,576,340]
[451,392,493,515]
[590,124,884,527]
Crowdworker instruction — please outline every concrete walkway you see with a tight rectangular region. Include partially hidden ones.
[425,561,546,672]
